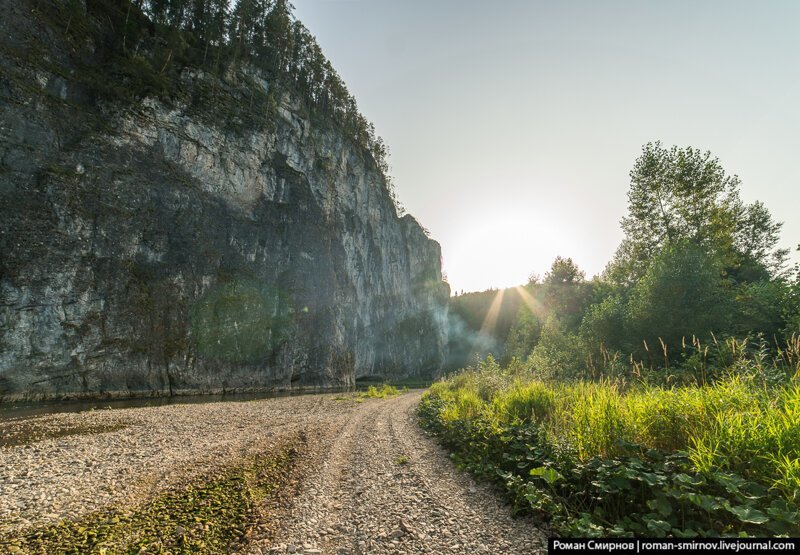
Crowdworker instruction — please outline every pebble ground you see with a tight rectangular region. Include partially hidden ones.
[0,392,546,554]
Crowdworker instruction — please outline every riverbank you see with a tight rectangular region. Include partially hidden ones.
[0,394,355,534]
[0,391,545,554]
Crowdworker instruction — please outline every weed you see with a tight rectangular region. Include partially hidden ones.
[0,442,300,553]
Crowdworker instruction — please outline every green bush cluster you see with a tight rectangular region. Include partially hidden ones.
[358,384,405,399]
[418,358,800,537]
[450,143,800,380]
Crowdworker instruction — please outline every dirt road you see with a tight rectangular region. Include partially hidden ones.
[0,391,545,554]
[260,392,544,554]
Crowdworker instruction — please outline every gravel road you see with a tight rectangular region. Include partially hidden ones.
[260,392,545,555]
[0,391,545,554]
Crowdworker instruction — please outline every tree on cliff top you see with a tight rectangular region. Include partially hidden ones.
[48,0,399,210]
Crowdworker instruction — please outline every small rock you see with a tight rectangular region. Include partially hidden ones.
[399,518,413,533]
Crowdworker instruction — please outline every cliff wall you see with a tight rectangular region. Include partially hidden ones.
[0,1,449,399]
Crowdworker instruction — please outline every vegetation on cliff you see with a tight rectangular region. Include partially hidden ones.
[28,0,399,206]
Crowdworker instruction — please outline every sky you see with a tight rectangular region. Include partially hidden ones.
[292,0,800,294]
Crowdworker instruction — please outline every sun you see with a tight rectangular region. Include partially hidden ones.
[442,209,574,294]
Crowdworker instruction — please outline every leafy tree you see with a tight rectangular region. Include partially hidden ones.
[785,245,800,335]
[544,256,585,284]
[624,241,733,358]
[733,200,788,281]
[611,142,787,284]
[580,292,627,353]
[731,280,790,339]
[528,317,588,380]
[504,300,542,360]
[542,257,592,331]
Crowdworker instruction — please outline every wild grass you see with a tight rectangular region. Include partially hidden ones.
[357,384,404,399]
[419,356,800,537]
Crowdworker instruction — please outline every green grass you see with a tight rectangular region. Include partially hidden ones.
[357,384,404,399]
[418,358,800,537]
[0,444,299,553]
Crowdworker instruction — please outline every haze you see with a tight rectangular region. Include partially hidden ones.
[292,0,800,294]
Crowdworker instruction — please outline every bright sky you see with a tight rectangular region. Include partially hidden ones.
[292,0,800,294]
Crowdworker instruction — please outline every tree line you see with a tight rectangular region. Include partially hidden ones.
[453,142,800,381]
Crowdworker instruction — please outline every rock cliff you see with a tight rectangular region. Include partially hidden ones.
[0,1,449,400]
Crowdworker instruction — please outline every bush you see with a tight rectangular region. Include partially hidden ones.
[528,318,589,380]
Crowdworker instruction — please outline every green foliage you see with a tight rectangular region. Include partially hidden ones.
[624,242,732,358]
[419,360,800,537]
[30,0,400,209]
[528,317,588,380]
[542,258,593,331]
[482,144,796,381]
[449,257,594,370]
[504,307,542,361]
[544,256,585,285]
[732,280,791,339]
[358,384,403,399]
[614,141,787,285]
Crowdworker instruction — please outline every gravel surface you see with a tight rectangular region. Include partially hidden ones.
[257,392,545,554]
[0,394,354,533]
[1,391,546,553]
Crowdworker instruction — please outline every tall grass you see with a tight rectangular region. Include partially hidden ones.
[420,357,800,536]
[584,334,800,386]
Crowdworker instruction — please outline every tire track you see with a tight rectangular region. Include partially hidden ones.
[260,392,545,554]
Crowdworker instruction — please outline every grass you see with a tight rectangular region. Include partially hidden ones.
[357,384,405,399]
[0,442,301,553]
[418,357,800,537]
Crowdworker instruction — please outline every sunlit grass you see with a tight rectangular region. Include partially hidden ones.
[357,384,404,399]
[426,364,800,499]
[421,359,800,535]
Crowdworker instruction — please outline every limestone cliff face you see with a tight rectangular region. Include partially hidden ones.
[0,2,449,399]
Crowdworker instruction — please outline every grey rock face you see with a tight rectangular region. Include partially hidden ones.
[0,3,448,400]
